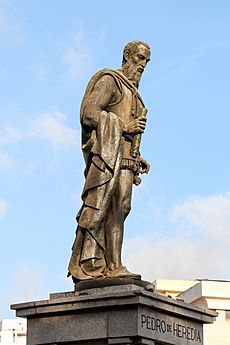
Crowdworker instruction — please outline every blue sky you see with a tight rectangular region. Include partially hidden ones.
[1,0,230,318]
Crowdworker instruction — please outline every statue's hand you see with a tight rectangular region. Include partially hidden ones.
[138,156,150,174]
[123,116,146,135]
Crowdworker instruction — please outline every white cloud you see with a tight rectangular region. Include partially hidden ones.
[0,108,79,178]
[64,48,91,77]
[0,125,23,144]
[28,62,47,82]
[31,108,79,149]
[0,125,19,176]
[171,194,230,243]
[1,0,18,11]
[1,261,73,317]
[0,262,49,317]
[0,151,15,174]
[0,2,25,46]
[10,262,48,303]
[0,198,8,219]
[124,193,230,281]
[63,22,92,77]
[24,160,38,176]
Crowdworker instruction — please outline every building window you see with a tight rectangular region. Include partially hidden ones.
[226,310,230,320]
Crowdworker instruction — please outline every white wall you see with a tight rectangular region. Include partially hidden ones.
[0,319,26,345]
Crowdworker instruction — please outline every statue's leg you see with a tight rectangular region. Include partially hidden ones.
[105,169,133,273]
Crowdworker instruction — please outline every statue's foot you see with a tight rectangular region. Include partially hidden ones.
[106,266,141,279]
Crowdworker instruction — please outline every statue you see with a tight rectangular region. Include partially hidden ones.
[68,41,151,282]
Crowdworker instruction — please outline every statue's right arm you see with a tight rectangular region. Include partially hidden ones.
[82,75,119,129]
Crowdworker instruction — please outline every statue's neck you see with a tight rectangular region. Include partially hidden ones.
[119,68,139,88]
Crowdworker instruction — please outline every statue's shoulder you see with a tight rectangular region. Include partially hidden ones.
[94,69,134,90]
[92,68,119,79]
[80,69,123,117]
[86,69,123,92]
[85,68,139,94]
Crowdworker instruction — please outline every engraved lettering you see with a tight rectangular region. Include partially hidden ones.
[173,322,177,336]
[187,326,191,340]
[161,320,166,333]
[156,318,161,332]
[141,314,146,327]
[182,325,187,338]
[177,324,182,337]
[197,330,201,342]
[167,324,172,332]
[140,314,201,342]
[151,317,156,330]
[147,316,151,329]
[191,327,195,340]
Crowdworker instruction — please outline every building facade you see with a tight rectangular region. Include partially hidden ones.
[154,279,230,345]
[0,319,26,345]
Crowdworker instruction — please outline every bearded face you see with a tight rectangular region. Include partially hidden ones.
[121,44,150,88]
[122,60,143,87]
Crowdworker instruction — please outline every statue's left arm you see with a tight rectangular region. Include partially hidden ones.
[81,75,120,129]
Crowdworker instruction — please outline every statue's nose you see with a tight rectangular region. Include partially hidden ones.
[142,59,147,67]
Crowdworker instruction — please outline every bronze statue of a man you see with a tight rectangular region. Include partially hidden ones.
[68,41,151,281]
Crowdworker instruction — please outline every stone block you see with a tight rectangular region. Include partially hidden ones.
[11,282,216,345]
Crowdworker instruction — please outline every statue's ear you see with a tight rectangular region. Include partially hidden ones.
[124,50,129,61]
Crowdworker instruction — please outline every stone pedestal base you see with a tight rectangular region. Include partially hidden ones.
[11,281,216,345]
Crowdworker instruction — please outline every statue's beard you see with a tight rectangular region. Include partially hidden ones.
[122,61,142,88]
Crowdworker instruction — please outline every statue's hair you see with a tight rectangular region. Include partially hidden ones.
[122,41,150,65]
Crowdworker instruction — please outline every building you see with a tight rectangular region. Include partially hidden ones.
[154,278,198,298]
[0,319,26,345]
[154,279,230,345]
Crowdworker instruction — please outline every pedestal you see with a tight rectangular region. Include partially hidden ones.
[11,281,216,345]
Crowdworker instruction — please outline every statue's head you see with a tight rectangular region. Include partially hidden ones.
[121,41,151,87]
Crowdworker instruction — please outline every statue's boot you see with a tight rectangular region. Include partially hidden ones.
[106,265,141,279]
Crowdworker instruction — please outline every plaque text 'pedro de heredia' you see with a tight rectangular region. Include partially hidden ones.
[141,314,202,343]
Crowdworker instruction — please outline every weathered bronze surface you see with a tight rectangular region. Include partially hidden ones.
[68,41,151,282]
